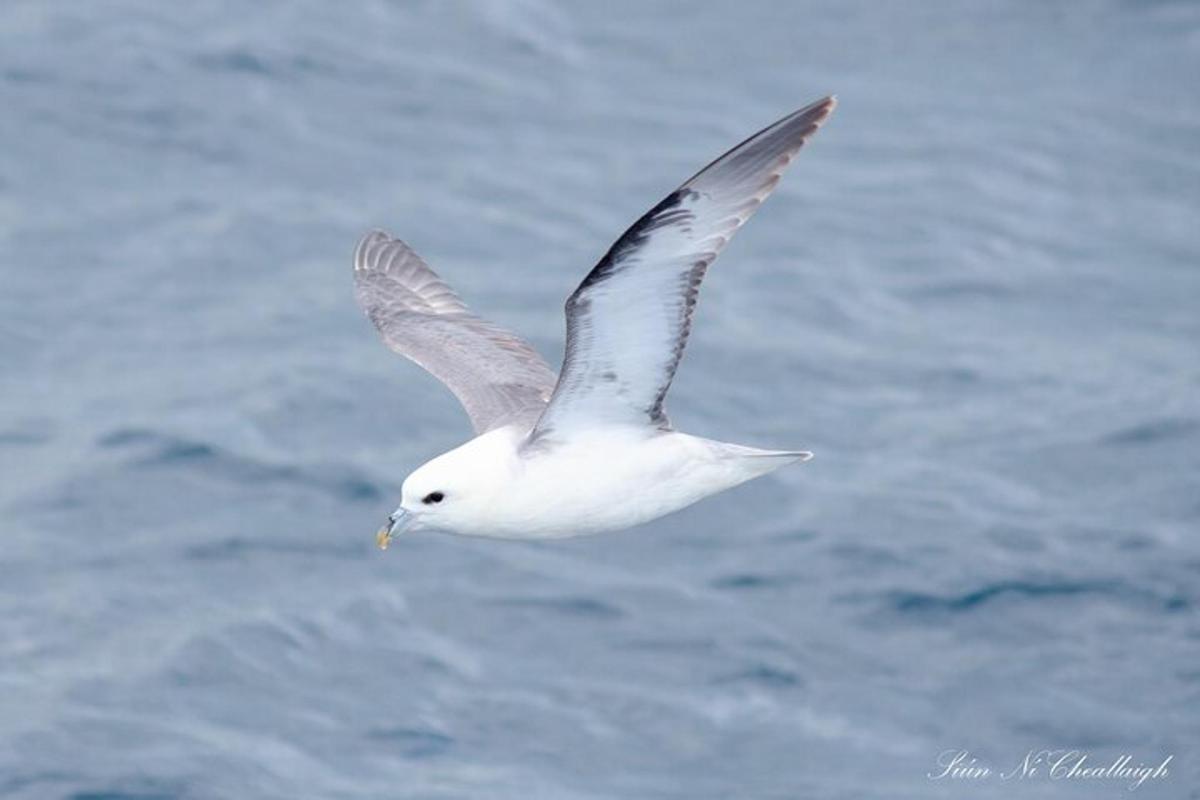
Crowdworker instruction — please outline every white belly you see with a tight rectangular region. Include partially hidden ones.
[470,430,758,539]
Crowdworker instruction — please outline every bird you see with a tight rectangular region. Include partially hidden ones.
[355,96,836,546]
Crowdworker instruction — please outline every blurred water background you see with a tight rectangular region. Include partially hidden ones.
[2,2,1199,798]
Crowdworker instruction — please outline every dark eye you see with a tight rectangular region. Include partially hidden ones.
[422,491,445,505]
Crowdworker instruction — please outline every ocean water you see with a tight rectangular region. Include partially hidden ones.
[2,2,1198,798]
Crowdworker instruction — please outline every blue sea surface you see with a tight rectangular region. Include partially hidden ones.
[1,2,1198,798]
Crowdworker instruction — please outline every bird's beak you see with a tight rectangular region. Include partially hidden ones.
[375,509,416,550]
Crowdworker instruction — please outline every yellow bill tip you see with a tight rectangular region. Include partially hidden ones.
[375,526,390,551]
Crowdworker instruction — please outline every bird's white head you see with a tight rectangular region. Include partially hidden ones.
[375,429,515,547]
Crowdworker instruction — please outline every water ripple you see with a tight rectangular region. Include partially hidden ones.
[889,578,1190,614]
[493,595,625,619]
[97,427,385,502]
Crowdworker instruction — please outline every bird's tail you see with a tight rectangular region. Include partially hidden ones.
[714,441,812,480]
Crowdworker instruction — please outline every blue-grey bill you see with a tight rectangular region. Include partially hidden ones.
[376,509,415,550]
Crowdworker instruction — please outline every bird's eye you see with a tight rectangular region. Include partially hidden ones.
[422,491,445,505]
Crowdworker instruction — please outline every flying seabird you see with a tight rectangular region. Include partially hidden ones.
[354,96,837,544]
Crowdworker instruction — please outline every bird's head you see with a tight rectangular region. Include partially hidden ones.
[374,432,511,547]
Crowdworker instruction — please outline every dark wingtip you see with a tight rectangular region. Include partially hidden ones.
[803,95,837,127]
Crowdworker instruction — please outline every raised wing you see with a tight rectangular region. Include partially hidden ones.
[354,230,557,433]
[531,96,836,438]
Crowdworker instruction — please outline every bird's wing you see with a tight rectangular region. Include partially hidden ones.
[530,96,836,438]
[354,230,557,434]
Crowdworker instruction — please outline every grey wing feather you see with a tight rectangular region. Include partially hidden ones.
[531,96,837,438]
[354,230,557,434]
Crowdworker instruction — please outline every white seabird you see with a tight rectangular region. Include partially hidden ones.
[356,96,837,544]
